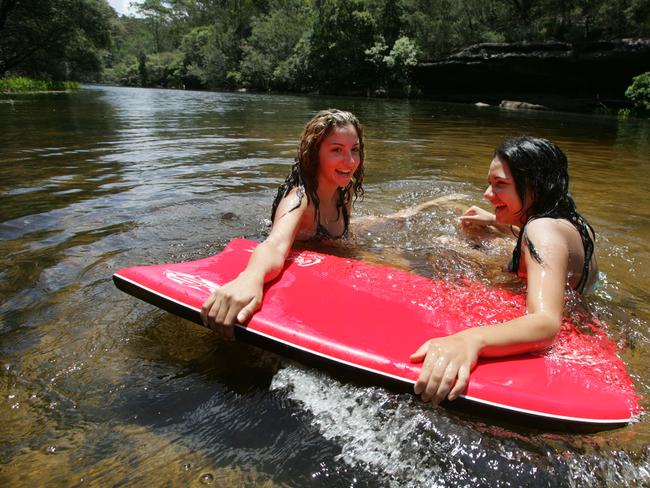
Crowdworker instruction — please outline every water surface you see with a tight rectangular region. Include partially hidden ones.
[1,86,648,487]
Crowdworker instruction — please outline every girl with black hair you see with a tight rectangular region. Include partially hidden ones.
[201,109,365,336]
[411,136,598,405]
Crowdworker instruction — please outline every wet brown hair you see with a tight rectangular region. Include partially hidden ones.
[271,109,365,224]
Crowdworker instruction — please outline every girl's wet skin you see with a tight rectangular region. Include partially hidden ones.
[413,137,599,405]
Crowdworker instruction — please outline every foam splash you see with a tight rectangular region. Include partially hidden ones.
[270,365,446,487]
[270,364,649,487]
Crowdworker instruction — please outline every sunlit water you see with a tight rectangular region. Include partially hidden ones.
[1,86,648,487]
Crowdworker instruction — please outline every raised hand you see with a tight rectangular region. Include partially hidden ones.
[459,206,496,232]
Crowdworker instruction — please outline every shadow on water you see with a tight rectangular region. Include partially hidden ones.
[0,85,648,487]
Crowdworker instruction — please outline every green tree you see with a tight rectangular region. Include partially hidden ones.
[309,0,377,94]
[0,0,113,80]
[177,24,235,89]
[100,0,650,94]
[145,51,183,87]
[280,35,314,92]
[374,0,404,47]
[135,0,177,52]
[386,36,419,93]
[238,0,311,91]
[161,0,269,61]
[102,55,141,86]
[366,34,419,95]
[625,72,650,112]
[401,0,506,59]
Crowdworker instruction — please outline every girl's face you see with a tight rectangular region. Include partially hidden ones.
[484,156,527,225]
[316,124,361,191]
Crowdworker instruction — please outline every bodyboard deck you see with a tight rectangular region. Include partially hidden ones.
[113,239,642,426]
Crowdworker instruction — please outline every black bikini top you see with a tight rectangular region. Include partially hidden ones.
[272,183,350,241]
[315,201,350,240]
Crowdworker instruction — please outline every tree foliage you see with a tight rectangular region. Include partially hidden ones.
[3,0,648,91]
[0,0,114,80]
[308,0,378,94]
[625,71,650,113]
[238,0,312,91]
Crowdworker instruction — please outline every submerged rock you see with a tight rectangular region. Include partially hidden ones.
[499,100,548,111]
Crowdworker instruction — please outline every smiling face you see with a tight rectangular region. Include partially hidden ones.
[317,124,361,191]
[484,156,528,226]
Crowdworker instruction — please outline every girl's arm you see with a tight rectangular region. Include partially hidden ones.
[200,190,309,338]
[410,219,568,404]
[352,194,467,227]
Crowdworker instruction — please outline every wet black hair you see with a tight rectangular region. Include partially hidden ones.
[270,109,365,225]
[496,136,595,292]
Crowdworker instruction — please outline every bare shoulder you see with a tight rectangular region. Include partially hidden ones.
[274,186,310,217]
[523,219,573,262]
[270,186,319,242]
[525,218,571,241]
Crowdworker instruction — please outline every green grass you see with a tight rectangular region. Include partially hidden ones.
[0,77,80,93]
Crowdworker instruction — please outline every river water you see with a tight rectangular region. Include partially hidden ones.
[1,85,648,487]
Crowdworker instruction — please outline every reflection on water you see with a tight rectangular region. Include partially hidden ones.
[0,85,648,487]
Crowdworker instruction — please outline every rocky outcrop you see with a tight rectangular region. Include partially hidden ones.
[413,39,650,110]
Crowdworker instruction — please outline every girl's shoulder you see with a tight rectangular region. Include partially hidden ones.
[523,217,590,264]
[275,185,310,214]
[521,218,573,260]
[524,217,574,239]
[285,184,305,200]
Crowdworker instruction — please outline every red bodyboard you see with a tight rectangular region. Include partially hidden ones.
[113,239,642,426]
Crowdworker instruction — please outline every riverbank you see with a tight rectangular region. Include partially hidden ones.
[0,77,80,94]
[413,39,650,113]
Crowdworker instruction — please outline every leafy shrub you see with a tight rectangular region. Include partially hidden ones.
[366,35,419,96]
[625,72,650,112]
[145,52,183,88]
[102,57,141,86]
[0,77,79,92]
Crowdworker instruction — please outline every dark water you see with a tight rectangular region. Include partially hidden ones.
[0,85,648,487]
